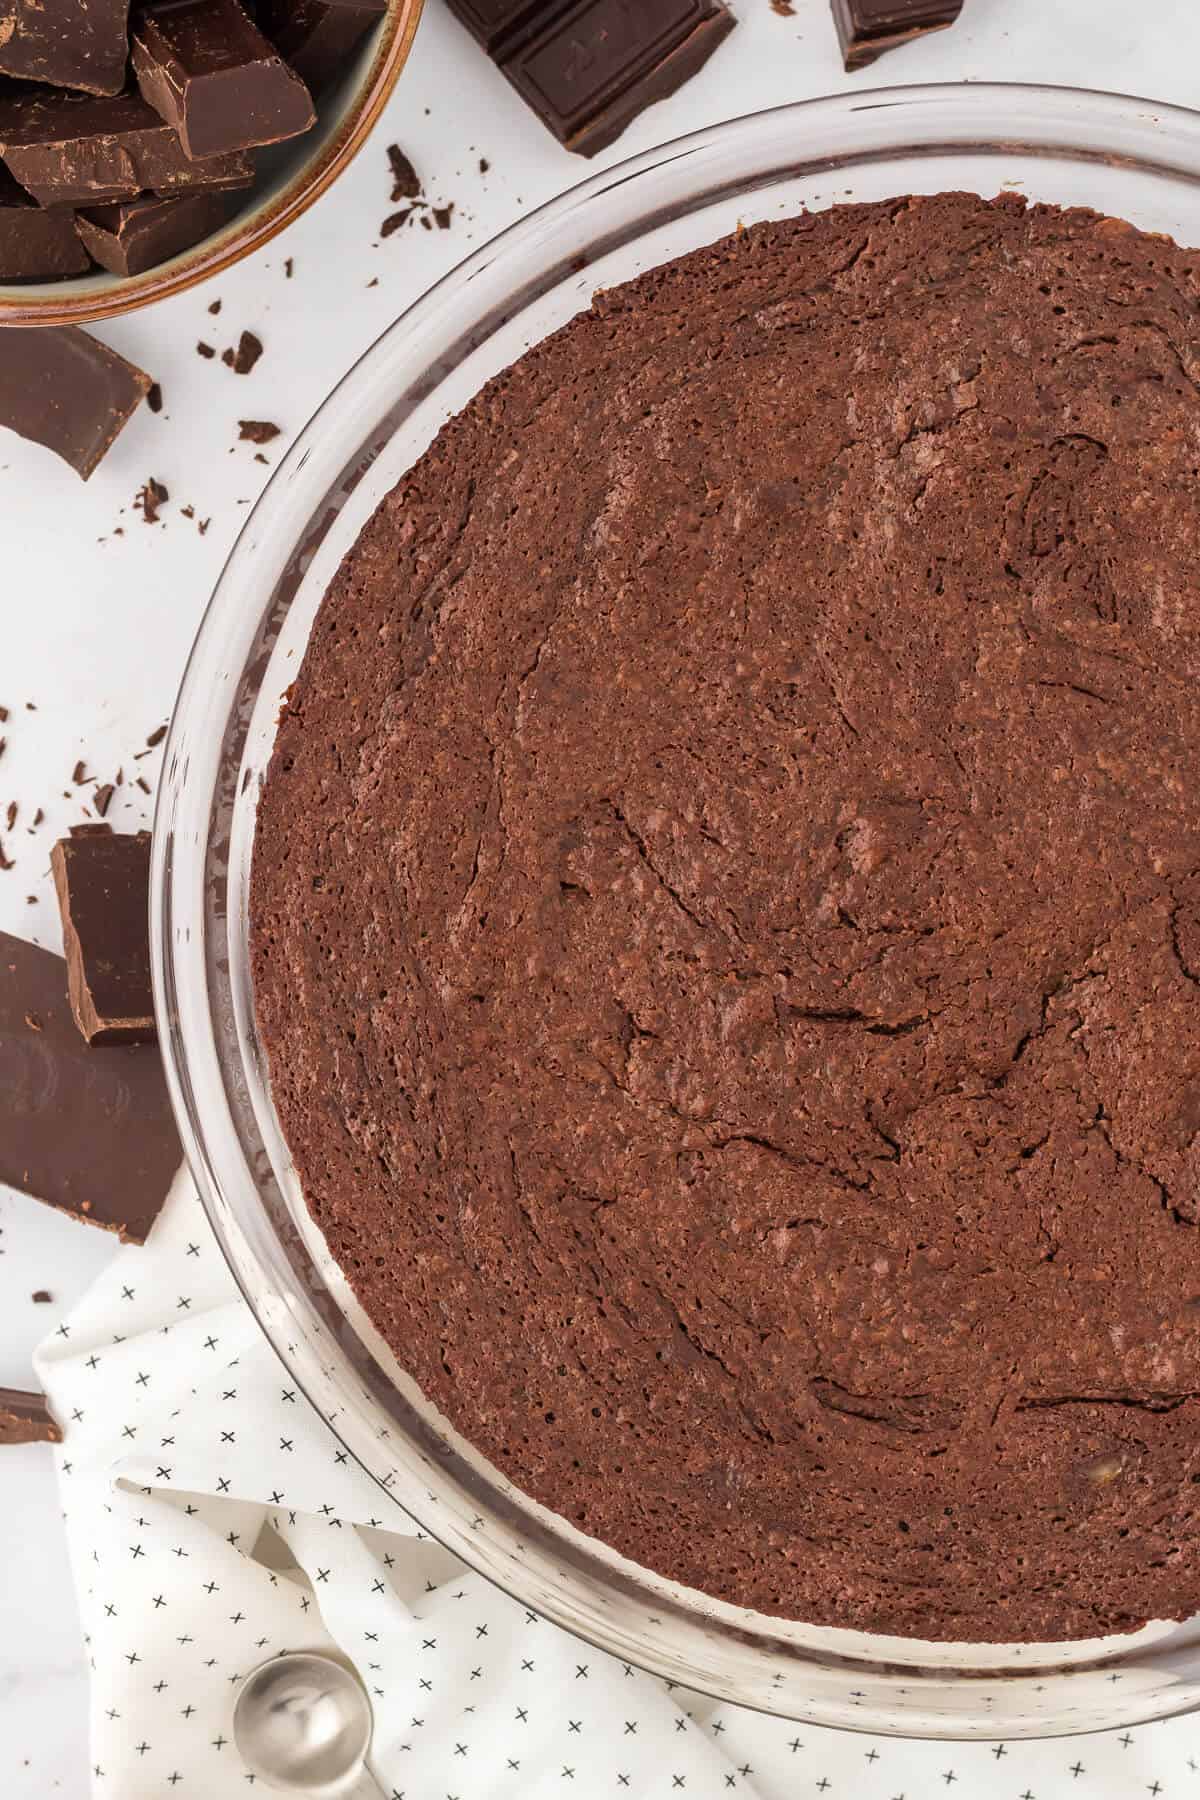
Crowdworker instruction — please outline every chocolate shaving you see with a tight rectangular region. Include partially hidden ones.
[238,419,279,443]
[223,329,263,375]
[93,782,115,817]
[387,143,420,201]
[134,476,169,523]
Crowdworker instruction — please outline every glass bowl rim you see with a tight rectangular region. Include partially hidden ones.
[151,80,1200,1740]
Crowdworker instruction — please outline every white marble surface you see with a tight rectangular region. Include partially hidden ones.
[3,1,1200,1793]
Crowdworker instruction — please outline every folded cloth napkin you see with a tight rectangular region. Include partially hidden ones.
[35,1180,1200,1799]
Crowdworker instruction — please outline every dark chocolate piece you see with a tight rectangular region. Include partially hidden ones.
[223,327,262,372]
[0,88,254,207]
[0,163,89,279]
[0,1387,60,1445]
[258,0,380,90]
[50,828,155,1044]
[76,189,231,276]
[831,0,963,69]
[0,0,130,96]
[31,1289,51,1302]
[468,0,736,157]
[0,930,180,1240]
[132,0,315,158]
[237,417,278,441]
[0,327,151,479]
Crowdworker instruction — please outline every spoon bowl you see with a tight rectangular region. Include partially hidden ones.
[233,1652,374,1796]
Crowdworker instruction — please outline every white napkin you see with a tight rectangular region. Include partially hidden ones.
[35,1180,1200,1799]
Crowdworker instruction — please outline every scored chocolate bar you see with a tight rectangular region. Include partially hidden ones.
[0,87,254,207]
[0,326,151,476]
[831,0,964,70]
[0,930,180,1241]
[76,189,231,275]
[0,0,130,97]
[0,163,89,278]
[132,0,316,159]
[446,0,735,157]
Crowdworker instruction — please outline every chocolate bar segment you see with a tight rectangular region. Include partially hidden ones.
[0,1388,61,1446]
[0,326,150,477]
[257,0,381,92]
[0,930,180,1241]
[76,188,230,274]
[0,164,89,277]
[446,0,545,52]
[132,0,315,158]
[453,0,736,158]
[51,828,156,1043]
[831,0,963,70]
[0,0,130,97]
[0,87,254,207]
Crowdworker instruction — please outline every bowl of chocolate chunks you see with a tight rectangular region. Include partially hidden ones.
[0,0,424,324]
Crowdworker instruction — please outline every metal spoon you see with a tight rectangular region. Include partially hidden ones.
[233,1652,379,1796]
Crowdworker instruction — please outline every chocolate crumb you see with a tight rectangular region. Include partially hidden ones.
[93,782,115,817]
[145,725,168,748]
[198,518,210,535]
[238,420,280,444]
[114,769,123,785]
[284,257,293,279]
[32,808,43,826]
[0,843,12,870]
[208,299,222,314]
[181,504,195,519]
[134,477,169,525]
[5,802,14,831]
[769,0,794,12]
[71,760,87,785]
[0,707,7,722]
[479,157,489,173]
[25,703,35,711]
[0,738,5,760]
[386,144,420,201]
[136,776,152,794]
[147,383,163,414]
[197,342,216,359]
[366,277,378,289]
[433,205,454,231]
[223,331,263,376]
[25,894,36,903]
[31,1291,50,1304]
[254,452,269,464]
[380,209,412,238]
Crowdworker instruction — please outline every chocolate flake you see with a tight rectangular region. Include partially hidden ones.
[238,418,279,443]
[223,329,263,374]
[386,143,420,200]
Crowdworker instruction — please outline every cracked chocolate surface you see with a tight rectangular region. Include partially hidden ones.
[251,193,1200,1641]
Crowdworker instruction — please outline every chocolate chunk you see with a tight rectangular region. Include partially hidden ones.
[0,164,89,279]
[132,0,315,158]
[51,828,155,1044]
[146,381,163,412]
[197,339,215,356]
[0,327,151,479]
[0,87,255,207]
[0,0,130,96]
[134,474,168,521]
[31,1289,51,1303]
[447,0,735,155]
[257,0,381,91]
[0,1387,60,1445]
[223,328,262,373]
[76,189,232,276]
[0,930,179,1240]
[237,417,278,441]
[830,0,963,69]
[385,142,419,199]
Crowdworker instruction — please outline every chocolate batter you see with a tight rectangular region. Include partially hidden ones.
[251,193,1200,1641]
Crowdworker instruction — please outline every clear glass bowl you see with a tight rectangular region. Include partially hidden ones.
[152,83,1200,1739]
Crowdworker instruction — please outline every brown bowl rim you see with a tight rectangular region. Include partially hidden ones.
[0,0,425,328]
